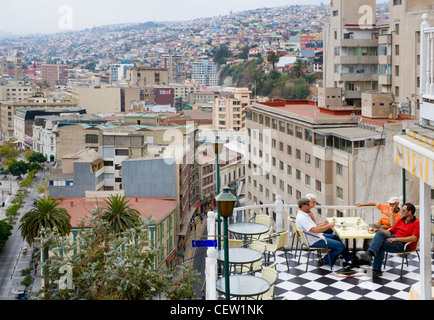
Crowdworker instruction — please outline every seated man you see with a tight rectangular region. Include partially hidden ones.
[354,196,402,229]
[360,203,420,278]
[296,198,353,268]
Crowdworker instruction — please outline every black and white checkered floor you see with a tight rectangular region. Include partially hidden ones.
[270,250,432,300]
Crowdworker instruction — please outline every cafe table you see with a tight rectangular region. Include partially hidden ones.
[217,247,263,274]
[325,216,376,255]
[216,274,270,300]
[228,222,270,245]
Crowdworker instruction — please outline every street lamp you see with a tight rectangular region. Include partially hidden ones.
[214,137,224,250]
[215,186,237,301]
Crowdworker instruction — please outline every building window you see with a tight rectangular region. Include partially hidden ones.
[315,158,321,169]
[85,134,98,143]
[115,149,129,156]
[337,187,344,199]
[296,170,301,181]
[287,123,294,135]
[305,175,311,186]
[296,149,301,160]
[337,163,344,175]
[305,153,311,165]
[296,126,303,139]
[315,180,322,192]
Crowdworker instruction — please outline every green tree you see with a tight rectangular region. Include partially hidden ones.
[267,51,279,71]
[8,160,28,177]
[34,214,199,300]
[213,44,232,65]
[27,152,47,163]
[19,196,72,287]
[100,194,142,234]
[0,220,13,249]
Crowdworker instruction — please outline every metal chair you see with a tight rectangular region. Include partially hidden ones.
[249,214,273,241]
[259,266,278,300]
[383,240,420,277]
[261,231,290,271]
[228,239,243,248]
[234,241,266,275]
[288,216,301,258]
[297,229,333,272]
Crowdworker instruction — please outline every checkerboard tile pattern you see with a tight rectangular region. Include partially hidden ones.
[271,250,431,300]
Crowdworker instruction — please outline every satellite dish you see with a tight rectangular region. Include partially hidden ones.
[351,113,355,119]
[342,96,346,101]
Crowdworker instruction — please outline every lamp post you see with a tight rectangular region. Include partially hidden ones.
[215,187,237,301]
[214,137,223,250]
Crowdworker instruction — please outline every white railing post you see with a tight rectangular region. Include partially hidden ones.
[205,211,217,300]
[275,195,283,233]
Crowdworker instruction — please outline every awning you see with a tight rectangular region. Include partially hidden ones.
[393,129,434,187]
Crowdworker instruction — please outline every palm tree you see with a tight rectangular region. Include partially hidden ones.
[20,195,72,287]
[100,194,142,234]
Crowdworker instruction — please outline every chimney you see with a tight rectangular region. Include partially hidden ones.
[135,196,138,202]
[70,201,73,207]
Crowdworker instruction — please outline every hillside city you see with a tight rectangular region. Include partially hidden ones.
[0,1,433,302]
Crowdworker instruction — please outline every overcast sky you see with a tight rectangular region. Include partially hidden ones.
[0,0,324,35]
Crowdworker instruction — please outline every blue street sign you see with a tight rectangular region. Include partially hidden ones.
[192,240,217,248]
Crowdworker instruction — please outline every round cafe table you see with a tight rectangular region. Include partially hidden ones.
[217,247,263,274]
[216,274,270,300]
[228,222,270,244]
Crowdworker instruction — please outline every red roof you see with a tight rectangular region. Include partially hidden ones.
[56,197,176,228]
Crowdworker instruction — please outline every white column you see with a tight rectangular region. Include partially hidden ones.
[205,211,217,300]
[420,14,429,95]
[419,180,432,300]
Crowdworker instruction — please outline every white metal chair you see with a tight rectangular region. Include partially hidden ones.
[383,240,420,277]
[259,266,278,300]
[261,231,290,271]
[297,229,332,272]
[228,239,243,248]
[250,214,273,241]
[235,241,266,275]
[288,216,301,258]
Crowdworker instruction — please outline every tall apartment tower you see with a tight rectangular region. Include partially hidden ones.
[323,0,378,108]
[41,63,69,87]
[1,56,8,75]
[192,59,218,87]
[324,0,434,116]
[163,54,187,84]
[14,53,23,80]
[386,0,434,118]
[213,88,251,131]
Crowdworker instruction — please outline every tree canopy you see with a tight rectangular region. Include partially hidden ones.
[32,211,199,300]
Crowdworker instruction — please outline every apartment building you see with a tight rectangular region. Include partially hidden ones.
[213,88,251,131]
[192,59,219,87]
[323,0,434,115]
[1,97,77,138]
[41,63,69,87]
[162,54,187,84]
[0,81,33,101]
[245,99,417,220]
[323,0,379,108]
[13,107,87,152]
[109,62,134,84]
[126,67,169,87]
[32,114,106,161]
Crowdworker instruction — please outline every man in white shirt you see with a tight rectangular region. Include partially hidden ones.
[296,198,353,268]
